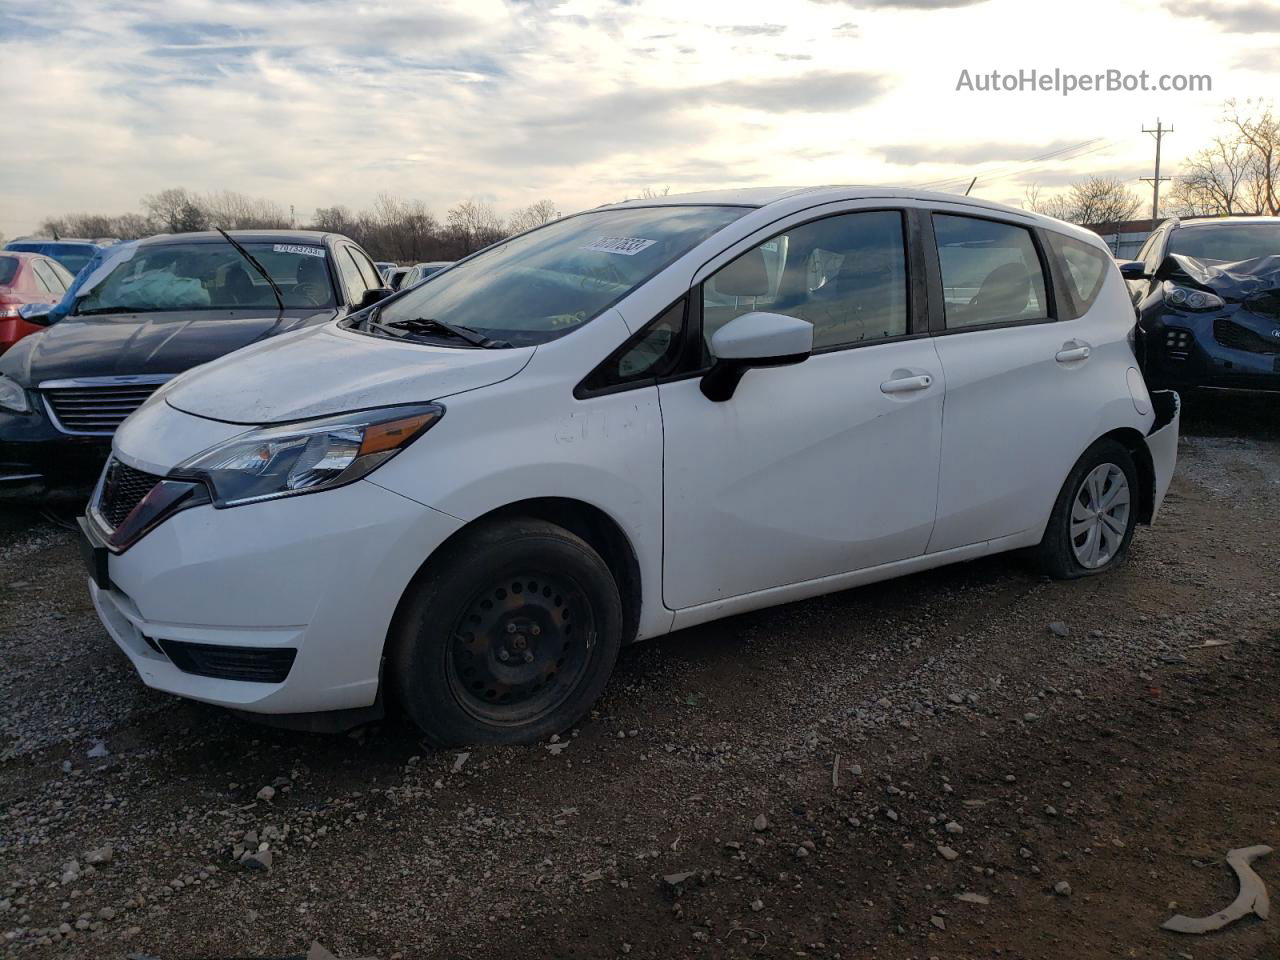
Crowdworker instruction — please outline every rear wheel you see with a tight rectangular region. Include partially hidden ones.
[1036,438,1139,579]
[392,518,623,746]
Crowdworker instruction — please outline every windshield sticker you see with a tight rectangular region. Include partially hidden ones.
[583,237,657,256]
[272,243,326,258]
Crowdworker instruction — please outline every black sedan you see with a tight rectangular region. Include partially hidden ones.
[0,230,389,498]
[1120,216,1280,392]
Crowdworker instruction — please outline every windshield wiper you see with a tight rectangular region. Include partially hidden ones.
[217,227,284,319]
[371,316,511,349]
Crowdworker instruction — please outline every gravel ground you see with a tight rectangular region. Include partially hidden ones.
[2,389,1278,959]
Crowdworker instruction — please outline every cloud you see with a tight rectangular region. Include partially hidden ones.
[1163,0,1280,32]
[1233,47,1280,69]
[878,139,1084,166]
[813,0,990,8]
[717,24,788,36]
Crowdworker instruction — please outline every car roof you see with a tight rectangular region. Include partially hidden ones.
[133,229,339,248]
[604,185,1103,248]
[1177,215,1279,228]
[6,238,102,248]
[0,251,45,262]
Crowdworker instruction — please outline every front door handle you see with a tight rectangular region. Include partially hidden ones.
[1056,341,1091,363]
[880,373,934,395]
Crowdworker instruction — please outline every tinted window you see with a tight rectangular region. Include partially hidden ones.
[702,210,909,354]
[374,205,748,346]
[933,215,1048,329]
[72,242,336,314]
[32,260,63,293]
[1168,223,1280,263]
[580,299,687,394]
[349,247,382,290]
[1047,232,1111,319]
[337,247,372,301]
[0,256,18,286]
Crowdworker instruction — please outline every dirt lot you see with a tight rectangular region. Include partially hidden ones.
[2,390,1279,960]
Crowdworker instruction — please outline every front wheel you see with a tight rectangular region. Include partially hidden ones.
[1036,438,1139,579]
[392,518,623,747]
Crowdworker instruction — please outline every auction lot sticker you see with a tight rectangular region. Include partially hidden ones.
[273,244,326,257]
[583,237,657,256]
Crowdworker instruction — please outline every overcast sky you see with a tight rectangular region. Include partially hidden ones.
[2,0,1276,235]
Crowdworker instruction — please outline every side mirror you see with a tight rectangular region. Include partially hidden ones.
[1117,260,1148,281]
[17,302,54,326]
[359,287,392,310]
[700,311,813,402]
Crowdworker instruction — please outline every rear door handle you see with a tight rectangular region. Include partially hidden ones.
[880,374,933,395]
[1056,341,1091,363]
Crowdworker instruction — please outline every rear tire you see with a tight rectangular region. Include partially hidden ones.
[1036,438,1139,580]
[392,518,623,747]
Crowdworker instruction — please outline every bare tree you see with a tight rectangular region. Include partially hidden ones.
[1223,98,1280,215]
[141,188,198,233]
[1027,175,1143,227]
[201,190,290,230]
[1167,135,1257,217]
[446,199,505,255]
[507,199,560,234]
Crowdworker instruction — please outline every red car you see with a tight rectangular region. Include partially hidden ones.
[0,251,74,354]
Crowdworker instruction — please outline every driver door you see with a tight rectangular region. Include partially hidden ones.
[658,205,945,612]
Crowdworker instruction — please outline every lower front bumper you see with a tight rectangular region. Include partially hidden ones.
[0,413,109,500]
[1142,314,1280,392]
[90,478,465,715]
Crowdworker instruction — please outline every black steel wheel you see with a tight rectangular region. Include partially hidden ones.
[392,517,623,746]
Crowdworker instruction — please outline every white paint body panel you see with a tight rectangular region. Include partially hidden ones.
[92,186,1180,717]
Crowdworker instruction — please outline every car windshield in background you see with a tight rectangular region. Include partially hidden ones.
[0,256,18,286]
[72,242,335,315]
[373,205,750,345]
[1169,224,1280,263]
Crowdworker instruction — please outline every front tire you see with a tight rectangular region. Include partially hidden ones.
[392,518,623,747]
[1036,438,1139,579]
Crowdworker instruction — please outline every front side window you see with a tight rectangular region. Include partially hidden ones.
[72,242,337,314]
[337,247,373,301]
[372,205,748,347]
[934,215,1048,329]
[702,210,909,354]
[1047,232,1111,319]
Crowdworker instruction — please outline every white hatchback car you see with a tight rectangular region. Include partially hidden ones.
[80,187,1179,745]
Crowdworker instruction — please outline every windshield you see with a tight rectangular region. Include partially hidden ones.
[1169,224,1280,264]
[372,205,749,345]
[72,241,336,315]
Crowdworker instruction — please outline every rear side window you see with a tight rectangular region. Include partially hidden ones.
[1046,232,1111,320]
[933,215,1049,329]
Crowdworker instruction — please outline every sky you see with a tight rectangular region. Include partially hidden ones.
[2,0,1277,236]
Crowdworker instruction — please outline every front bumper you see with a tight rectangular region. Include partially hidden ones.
[0,406,109,499]
[1141,309,1280,392]
[89,478,464,715]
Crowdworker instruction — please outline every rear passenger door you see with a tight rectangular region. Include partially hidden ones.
[924,209,1122,553]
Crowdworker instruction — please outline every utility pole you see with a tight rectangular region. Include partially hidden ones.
[1140,119,1173,222]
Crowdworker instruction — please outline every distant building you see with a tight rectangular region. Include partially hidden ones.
[1081,218,1160,260]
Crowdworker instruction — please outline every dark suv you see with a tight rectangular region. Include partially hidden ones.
[1120,216,1280,392]
[0,230,389,498]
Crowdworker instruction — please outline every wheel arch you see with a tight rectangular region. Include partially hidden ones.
[1097,426,1156,524]
[389,496,644,651]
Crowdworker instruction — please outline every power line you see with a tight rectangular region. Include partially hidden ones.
[910,137,1115,193]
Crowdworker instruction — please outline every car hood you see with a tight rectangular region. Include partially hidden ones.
[0,308,335,386]
[1169,254,1280,299]
[163,321,536,424]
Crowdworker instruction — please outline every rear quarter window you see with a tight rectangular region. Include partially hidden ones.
[1046,232,1111,320]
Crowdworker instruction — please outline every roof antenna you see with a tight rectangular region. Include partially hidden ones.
[964,177,977,197]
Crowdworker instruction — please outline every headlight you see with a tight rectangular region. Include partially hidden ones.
[0,375,29,414]
[175,403,443,507]
[1163,282,1224,312]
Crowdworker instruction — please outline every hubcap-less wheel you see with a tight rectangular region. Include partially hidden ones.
[447,574,595,725]
[1069,463,1131,569]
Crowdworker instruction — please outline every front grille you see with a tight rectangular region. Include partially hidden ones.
[158,640,297,683]
[98,458,164,529]
[43,382,165,435]
[1214,317,1279,355]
